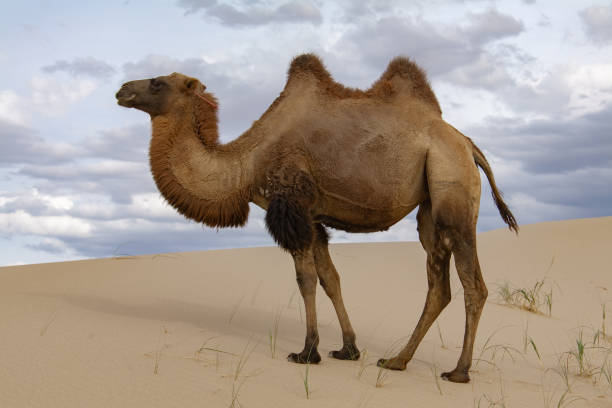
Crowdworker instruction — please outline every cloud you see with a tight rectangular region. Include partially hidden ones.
[122,54,219,80]
[460,9,524,46]
[580,3,612,45]
[30,75,97,116]
[82,123,150,161]
[0,210,93,238]
[177,0,322,26]
[331,10,523,79]
[0,90,27,125]
[19,160,152,204]
[463,102,612,232]
[472,104,612,175]
[42,57,117,79]
[0,119,84,165]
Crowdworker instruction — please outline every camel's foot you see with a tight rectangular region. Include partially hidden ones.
[376,357,407,371]
[328,344,360,361]
[441,369,470,383]
[287,349,321,364]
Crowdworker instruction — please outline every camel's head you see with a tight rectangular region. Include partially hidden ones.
[116,72,209,116]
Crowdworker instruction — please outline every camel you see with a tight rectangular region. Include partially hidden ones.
[116,53,518,383]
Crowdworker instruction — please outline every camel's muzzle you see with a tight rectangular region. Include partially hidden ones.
[115,85,137,107]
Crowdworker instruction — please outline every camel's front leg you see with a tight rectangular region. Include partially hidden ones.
[313,224,359,361]
[287,247,322,364]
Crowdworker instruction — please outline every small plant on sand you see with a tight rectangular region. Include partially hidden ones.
[497,257,556,316]
[562,328,606,378]
[356,348,370,380]
[550,353,573,393]
[230,338,257,408]
[599,357,612,390]
[436,321,447,349]
[299,343,317,399]
[496,278,555,316]
[522,321,541,360]
[430,362,443,395]
[475,327,523,368]
[569,329,588,376]
[542,388,585,408]
[375,359,390,388]
[375,338,405,388]
[268,308,283,359]
[474,374,507,407]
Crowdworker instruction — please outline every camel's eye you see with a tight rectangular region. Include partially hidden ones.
[150,78,165,92]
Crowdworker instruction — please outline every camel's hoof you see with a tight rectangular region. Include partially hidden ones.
[441,369,470,383]
[376,357,407,371]
[287,349,321,364]
[328,344,360,361]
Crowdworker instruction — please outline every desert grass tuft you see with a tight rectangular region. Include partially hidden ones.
[356,348,370,380]
[268,308,283,359]
[554,354,573,393]
[375,338,406,388]
[436,321,447,349]
[522,321,541,360]
[299,343,317,399]
[430,362,443,395]
[475,326,523,368]
[230,337,258,408]
[496,278,555,316]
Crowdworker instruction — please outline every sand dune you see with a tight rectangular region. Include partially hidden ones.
[1,217,611,407]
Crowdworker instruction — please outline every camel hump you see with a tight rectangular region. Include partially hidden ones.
[287,53,333,83]
[372,56,442,114]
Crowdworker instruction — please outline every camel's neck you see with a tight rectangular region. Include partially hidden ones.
[149,107,255,228]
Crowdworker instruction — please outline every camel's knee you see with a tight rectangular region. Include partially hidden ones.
[465,284,487,310]
[296,272,317,295]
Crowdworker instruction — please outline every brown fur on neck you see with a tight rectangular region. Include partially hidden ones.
[149,109,251,228]
[192,92,220,147]
[287,53,441,114]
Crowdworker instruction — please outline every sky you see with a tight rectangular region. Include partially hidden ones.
[1,0,611,266]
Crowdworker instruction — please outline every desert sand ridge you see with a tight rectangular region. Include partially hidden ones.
[1,217,611,407]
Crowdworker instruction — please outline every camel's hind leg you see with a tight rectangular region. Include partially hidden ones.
[425,129,486,383]
[376,201,452,370]
[378,125,487,383]
[313,224,360,360]
[440,229,486,383]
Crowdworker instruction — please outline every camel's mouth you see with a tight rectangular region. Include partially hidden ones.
[116,92,137,107]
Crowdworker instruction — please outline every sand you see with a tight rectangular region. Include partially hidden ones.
[1,217,611,407]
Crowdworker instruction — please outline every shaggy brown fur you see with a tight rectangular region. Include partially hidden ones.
[288,53,441,113]
[149,115,251,228]
[116,54,518,384]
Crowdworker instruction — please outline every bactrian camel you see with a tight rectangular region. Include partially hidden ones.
[116,53,518,383]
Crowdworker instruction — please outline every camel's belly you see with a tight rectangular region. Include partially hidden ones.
[314,181,426,233]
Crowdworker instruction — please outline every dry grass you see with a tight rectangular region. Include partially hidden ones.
[229,337,258,408]
[497,278,555,316]
[268,308,283,359]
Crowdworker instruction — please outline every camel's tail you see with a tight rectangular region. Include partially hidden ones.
[467,137,519,234]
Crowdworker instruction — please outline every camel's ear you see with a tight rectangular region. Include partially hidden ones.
[184,78,205,92]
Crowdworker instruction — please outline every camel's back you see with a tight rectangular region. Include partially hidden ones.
[302,101,433,217]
